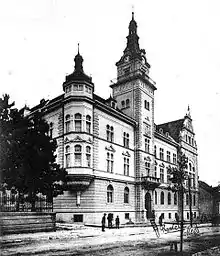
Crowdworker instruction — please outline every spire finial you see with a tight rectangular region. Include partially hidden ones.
[77,43,80,54]
[132,5,134,19]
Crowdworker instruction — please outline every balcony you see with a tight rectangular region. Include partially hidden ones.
[141,175,161,190]
[66,167,94,191]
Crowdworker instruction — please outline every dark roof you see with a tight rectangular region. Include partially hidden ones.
[199,180,214,193]
[157,119,184,143]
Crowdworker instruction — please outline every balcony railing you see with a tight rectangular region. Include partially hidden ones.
[141,175,161,190]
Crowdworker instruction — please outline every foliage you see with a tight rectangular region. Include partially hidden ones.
[0,94,67,204]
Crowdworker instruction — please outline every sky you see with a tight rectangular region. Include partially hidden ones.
[0,0,220,186]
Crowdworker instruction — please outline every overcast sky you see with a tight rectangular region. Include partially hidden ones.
[0,0,219,186]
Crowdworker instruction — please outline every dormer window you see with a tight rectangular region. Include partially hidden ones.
[121,100,125,108]
[111,102,116,109]
[126,99,130,108]
[65,85,72,93]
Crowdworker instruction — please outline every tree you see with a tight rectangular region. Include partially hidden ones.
[0,94,67,210]
[168,149,188,252]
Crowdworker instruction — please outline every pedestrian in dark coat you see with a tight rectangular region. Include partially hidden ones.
[101,213,106,232]
[115,215,120,229]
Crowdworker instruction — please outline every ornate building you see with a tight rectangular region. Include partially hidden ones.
[30,13,199,224]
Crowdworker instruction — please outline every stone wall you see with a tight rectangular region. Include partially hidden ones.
[0,212,56,235]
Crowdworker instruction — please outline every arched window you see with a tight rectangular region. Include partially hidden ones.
[174,192,177,205]
[86,115,91,133]
[168,192,171,205]
[86,146,91,167]
[155,191,157,205]
[65,115,71,133]
[106,125,114,142]
[107,185,113,203]
[154,145,157,157]
[126,99,130,107]
[65,145,71,167]
[74,113,82,132]
[186,194,189,205]
[189,163,192,172]
[121,100,125,109]
[124,187,129,203]
[160,191,164,205]
[74,145,82,166]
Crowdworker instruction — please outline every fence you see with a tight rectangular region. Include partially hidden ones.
[0,193,53,212]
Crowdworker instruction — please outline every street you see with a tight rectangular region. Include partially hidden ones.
[1,224,220,255]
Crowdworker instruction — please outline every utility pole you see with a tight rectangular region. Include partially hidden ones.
[188,176,193,227]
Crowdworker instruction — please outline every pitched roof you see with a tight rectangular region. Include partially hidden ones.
[157,119,184,143]
[199,180,214,193]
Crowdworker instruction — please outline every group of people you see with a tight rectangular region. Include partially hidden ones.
[101,213,120,231]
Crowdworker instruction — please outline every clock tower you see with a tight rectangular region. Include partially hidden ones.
[111,12,158,222]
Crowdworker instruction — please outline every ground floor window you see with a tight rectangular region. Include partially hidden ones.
[194,212,196,218]
[187,212,189,219]
[73,214,83,222]
[125,213,129,219]
[168,213,171,219]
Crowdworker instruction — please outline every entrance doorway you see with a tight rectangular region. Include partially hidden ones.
[145,192,152,219]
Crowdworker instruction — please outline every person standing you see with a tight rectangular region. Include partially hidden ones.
[115,215,120,229]
[101,213,106,232]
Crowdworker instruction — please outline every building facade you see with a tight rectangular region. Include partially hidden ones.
[30,13,199,225]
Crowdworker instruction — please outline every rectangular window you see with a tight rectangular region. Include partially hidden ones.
[154,166,157,178]
[125,213,129,219]
[160,168,164,183]
[159,148,164,160]
[106,125,114,142]
[123,133,129,148]
[167,151,171,162]
[75,154,82,166]
[124,157,129,176]
[145,162,150,176]
[145,139,150,153]
[73,84,83,91]
[169,213,171,219]
[144,123,151,137]
[107,153,114,173]
[173,153,177,164]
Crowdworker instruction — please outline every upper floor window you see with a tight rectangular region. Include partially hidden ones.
[154,165,157,178]
[65,145,71,168]
[106,125,114,142]
[124,187,129,204]
[124,157,129,176]
[189,163,192,172]
[85,85,92,93]
[155,191,157,205]
[121,100,125,109]
[193,194,196,206]
[173,153,177,164]
[107,152,114,173]
[123,132,129,148]
[65,114,71,133]
[174,192,177,205]
[86,115,91,133]
[74,113,82,132]
[186,194,189,205]
[168,192,171,205]
[107,185,113,203]
[49,122,53,138]
[161,191,164,205]
[144,123,151,137]
[144,100,150,110]
[167,151,171,162]
[145,138,150,153]
[126,99,130,108]
[86,146,91,167]
[160,168,164,183]
[145,161,150,176]
[74,145,82,166]
[167,168,171,184]
[159,148,164,160]
[154,146,157,157]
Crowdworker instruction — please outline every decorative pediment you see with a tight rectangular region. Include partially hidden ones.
[64,137,70,144]
[122,151,131,157]
[73,136,84,142]
[159,162,165,167]
[144,156,151,162]
[105,145,116,152]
